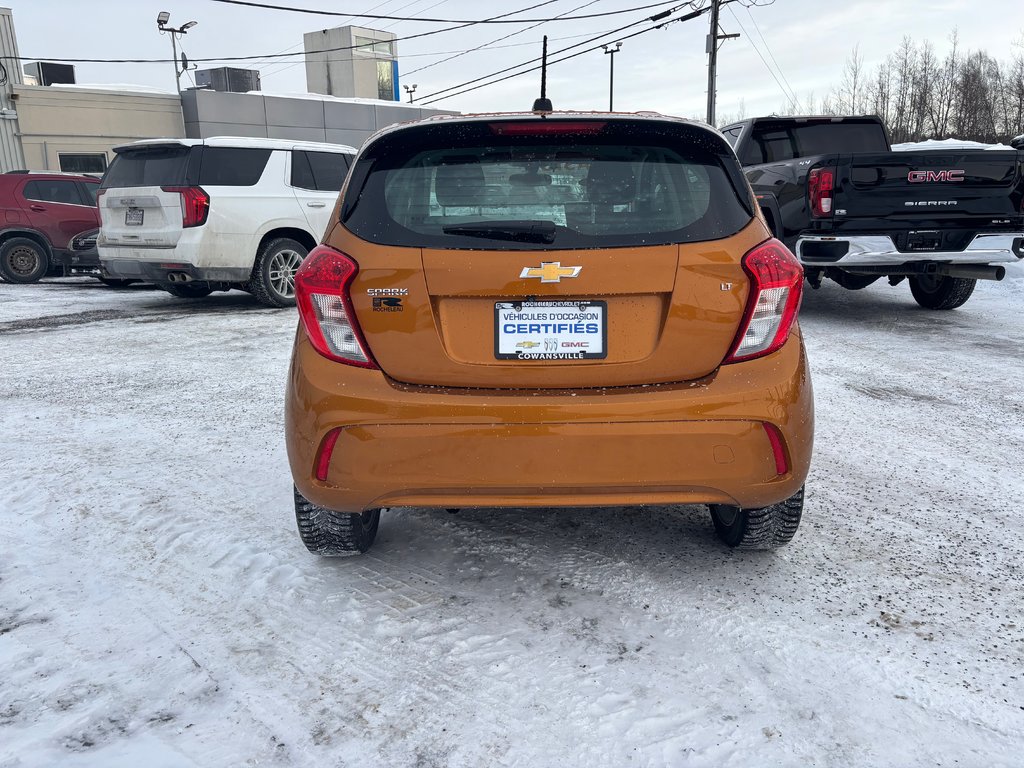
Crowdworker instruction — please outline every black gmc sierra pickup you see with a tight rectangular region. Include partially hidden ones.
[721,115,1024,309]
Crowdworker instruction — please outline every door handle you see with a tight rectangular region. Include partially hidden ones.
[29,204,46,212]
[306,202,327,208]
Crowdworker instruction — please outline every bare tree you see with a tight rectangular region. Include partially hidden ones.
[805,28,1023,143]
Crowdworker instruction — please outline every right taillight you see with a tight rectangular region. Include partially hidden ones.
[808,167,834,217]
[161,186,209,228]
[724,239,803,364]
[294,245,376,368]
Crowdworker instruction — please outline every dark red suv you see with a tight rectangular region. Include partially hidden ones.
[0,171,102,284]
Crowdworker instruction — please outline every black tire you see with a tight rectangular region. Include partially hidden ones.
[98,277,137,288]
[250,237,308,308]
[164,283,213,299]
[0,237,49,284]
[909,274,976,310]
[710,486,804,550]
[294,487,380,556]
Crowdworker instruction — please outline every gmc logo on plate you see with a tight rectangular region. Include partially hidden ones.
[907,169,965,183]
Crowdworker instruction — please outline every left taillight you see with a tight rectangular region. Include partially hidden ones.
[724,239,803,364]
[294,245,377,369]
[94,189,105,209]
[161,186,209,228]
[807,167,834,218]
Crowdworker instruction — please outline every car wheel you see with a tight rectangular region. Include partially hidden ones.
[294,487,381,556]
[0,237,49,284]
[709,486,804,550]
[909,275,976,310]
[250,237,308,308]
[164,283,213,299]
[98,277,137,288]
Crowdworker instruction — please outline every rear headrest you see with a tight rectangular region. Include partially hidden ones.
[586,161,636,206]
[434,163,485,207]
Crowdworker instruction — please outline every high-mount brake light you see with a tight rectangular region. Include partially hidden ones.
[725,239,803,364]
[161,186,209,228]
[489,121,607,136]
[807,167,834,217]
[294,245,377,368]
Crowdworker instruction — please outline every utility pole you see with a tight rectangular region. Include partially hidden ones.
[602,42,622,112]
[705,0,739,126]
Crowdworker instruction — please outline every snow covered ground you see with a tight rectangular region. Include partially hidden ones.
[1,270,1023,767]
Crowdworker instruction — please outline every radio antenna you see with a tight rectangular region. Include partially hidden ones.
[532,35,553,113]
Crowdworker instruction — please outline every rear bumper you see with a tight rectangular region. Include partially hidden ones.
[286,328,814,513]
[796,232,1024,266]
[100,257,251,284]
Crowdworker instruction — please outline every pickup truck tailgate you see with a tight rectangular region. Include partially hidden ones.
[835,151,1023,220]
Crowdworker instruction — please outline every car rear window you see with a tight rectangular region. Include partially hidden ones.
[102,146,193,188]
[102,145,272,189]
[342,119,753,250]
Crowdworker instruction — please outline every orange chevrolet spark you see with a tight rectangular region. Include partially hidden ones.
[285,112,813,556]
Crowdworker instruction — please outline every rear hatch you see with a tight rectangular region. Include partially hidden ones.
[98,143,199,249]
[334,116,761,389]
[832,150,1024,233]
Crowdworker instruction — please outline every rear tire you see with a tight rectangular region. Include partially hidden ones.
[165,283,213,299]
[250,237,308,308]
[294,487,381,556]
[0,237,49,284]
[709,486,804,550]
[909,274,976,310]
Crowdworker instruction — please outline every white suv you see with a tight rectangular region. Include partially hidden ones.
[97,137,356,306]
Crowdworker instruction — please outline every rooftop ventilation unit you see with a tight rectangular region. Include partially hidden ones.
[22,62,76,86]
[195,67,261,93]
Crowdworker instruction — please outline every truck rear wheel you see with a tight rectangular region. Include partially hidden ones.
[909,275,976,310]
[709,487,804,550]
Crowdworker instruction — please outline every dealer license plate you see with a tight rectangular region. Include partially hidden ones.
[125,207,144,226]
[494,300,607,360]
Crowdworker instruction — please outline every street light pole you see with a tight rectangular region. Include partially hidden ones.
[157,12,198,93]
[602,41,622,112]
[403,84,418,104]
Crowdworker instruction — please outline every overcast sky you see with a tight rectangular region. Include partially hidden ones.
[5,0,1023,123]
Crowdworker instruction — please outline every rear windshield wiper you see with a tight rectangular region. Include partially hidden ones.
[442,220,557,244]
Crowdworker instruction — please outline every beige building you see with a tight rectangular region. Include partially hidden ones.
[11,85,184,173]
[304,26,399,101]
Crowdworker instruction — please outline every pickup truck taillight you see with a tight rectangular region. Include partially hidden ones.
[295,245,377,369]
[808,167,834,217]
[724,239,803,364]
[161,186,210,228]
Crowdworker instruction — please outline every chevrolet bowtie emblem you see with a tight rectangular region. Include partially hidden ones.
[520,262,582,283]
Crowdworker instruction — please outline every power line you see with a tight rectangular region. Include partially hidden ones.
[378,0,451,31]
[419,5,708,106]
[208,0,683,24]
[258,27,605,84]
[742,3,796,107]
[724,3,795,110]
[3,0,579,64]
[403,0,600,77]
